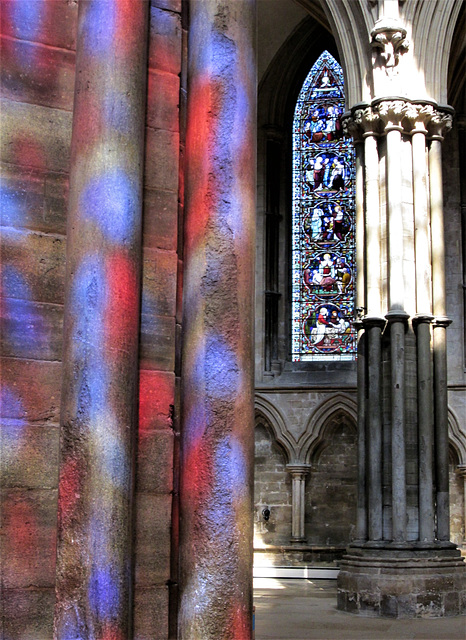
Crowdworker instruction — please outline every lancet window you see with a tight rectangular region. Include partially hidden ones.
[291,51,357,361]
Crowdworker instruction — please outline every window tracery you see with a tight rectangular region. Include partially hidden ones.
[291,51,357,361]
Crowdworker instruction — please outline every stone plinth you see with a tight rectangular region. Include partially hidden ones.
[337,545,466,618]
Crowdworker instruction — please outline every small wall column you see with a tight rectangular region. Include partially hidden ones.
[456,466,466,548]
[54,2,149,638]
[179,1,256,638]
[287,464,311,543]
[428,111,453,541]
[363,316,385,542]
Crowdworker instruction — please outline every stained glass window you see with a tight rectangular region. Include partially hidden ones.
[292,51,357,361]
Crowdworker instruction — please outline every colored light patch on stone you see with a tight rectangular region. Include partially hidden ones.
[204,333,239,399]
[80,169,137,245]
[81,1,116,54]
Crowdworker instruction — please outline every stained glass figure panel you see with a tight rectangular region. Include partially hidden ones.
[292,51,357,361]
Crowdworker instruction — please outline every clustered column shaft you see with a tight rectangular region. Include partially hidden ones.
[344,101,453,547]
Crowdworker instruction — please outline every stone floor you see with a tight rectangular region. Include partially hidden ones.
[253,578,466,640]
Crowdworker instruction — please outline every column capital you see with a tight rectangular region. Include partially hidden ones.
[427,108,454,141]
[412,313,434,329]
[456,465,466,478]
[362,315,386,330]
[286,463,311,476]
[385,310,409,324]
[433,315,452,328]
[376,99,406,132]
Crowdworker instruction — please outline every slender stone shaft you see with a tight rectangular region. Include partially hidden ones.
[354,141,367,540]
[385,126,404,311]
[54,2,149,638]
[412,127,431,315]
[365,317,385,541]
[386,313,408,542]
[287,465,310,543]
[364,133,381,316]
[429,134,451,540]
[179,1,256,638]
[415,317,435,541]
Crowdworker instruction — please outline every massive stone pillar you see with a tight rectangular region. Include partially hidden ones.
[178,1,256,638]
[338,98,465,618]
[54,2,149,638]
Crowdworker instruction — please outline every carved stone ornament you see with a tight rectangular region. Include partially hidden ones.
[343,101,454,141]
[371,24,409,73]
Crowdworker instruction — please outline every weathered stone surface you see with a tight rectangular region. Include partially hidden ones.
[1,358,62,423]
[144,127,180,191]
[0,99,72,172]
[141,247,178,317]
[148,6,182,75]
[0,37,75,111]
[133,586,169,640]
[1,299,63,361]
[139,370,176,432]
[1,163,68,235]
[2,588,55,640]
[137,430,174,494]
[1,424,59,488]
[134,494,172,585]
[1,488,57,588]
[2,228,66,304]
[147,69,180,132]
[140,313,176,371]
[0,0,78,49]
[151,0,182,13]
[143,187,178,251]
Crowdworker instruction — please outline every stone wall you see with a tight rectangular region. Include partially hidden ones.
[1,3,76,636]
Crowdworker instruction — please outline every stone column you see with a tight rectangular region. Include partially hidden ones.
[179,1,256,638]
[54,2,149,639]
[287,464,310,543]
[428,110,453,541]
[457,466,466,547]
[337,101,465,619]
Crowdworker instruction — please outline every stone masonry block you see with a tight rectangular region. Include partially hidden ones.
[151,0,182,13]
[146,69,180,132]
[1,424,59,489]
[137,429,174,494]
[143,187,178,251]
[148,6,182,75]
[139,369,176,432]
[0,99,72,172]
[2,588,55,640]
[140,313,176,372]
[1,358,62,423]
[0,0,78,50]
[134,586,169,640]
[0,37,75,111]
[1,299,63,361]
[144,127,179,192]
[1,488,57,588]
[134,494,172,586]
[141,247,178,317]
[1,163,68,235]
[2,227,66,304]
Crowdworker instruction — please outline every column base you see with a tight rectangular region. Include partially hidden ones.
[337,544,466,618]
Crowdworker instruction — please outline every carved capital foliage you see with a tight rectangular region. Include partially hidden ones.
[343,100,454,141]
[427,111,453,140]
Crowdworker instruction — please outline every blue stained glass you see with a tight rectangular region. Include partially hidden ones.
[292,51,357,361]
